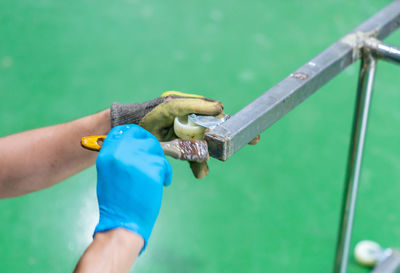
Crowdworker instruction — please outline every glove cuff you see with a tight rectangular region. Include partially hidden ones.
[110,102,140,128]
[94,220,150,254]
[110,98,165,128]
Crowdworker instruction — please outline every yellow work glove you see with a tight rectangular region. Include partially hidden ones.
[111,91,223,141]
[110,91,224,178]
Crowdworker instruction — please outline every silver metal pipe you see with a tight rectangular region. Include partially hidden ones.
[372,250,400,273]
[205,0,400,161]
[365,38,400,65]
[334,54,377,273]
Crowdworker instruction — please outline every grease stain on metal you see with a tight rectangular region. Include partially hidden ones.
[290,71,309,80]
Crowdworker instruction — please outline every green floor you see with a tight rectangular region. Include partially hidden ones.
[1,0,400,272]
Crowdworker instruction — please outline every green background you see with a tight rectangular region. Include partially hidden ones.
[1,0,399,272]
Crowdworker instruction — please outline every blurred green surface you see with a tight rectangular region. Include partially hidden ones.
[1,0,400,272]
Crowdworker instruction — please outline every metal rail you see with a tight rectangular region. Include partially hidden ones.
[205,0,400,161]
[334,53,377,273]
[365,38,400,64]
[204,1,400,273]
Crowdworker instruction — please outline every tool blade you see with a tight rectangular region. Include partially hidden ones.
[188,114,230,128]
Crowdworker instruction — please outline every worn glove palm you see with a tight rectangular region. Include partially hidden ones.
[110,91,224,141]
[110,91,224,178]
[95,125,172,252]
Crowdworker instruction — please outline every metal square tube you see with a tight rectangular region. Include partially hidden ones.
[205,0,400,161]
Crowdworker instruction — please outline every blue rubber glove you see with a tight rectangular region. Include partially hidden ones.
[94,124,172,252]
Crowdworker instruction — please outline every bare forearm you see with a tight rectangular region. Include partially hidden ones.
[0,109,111,198]
[74,228,143,273]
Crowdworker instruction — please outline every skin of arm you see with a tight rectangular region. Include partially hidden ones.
[0,94,226,198]
[0,109,110,198]
[74,228,144,273]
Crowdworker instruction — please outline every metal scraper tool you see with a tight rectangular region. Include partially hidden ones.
[188,114,230,128]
